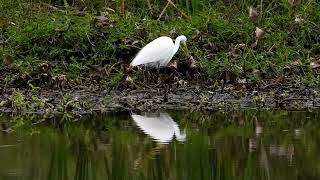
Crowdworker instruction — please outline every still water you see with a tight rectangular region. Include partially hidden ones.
[0,110,319,180]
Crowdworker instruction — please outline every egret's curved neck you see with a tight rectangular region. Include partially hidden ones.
[173,36,184,55]
[173,124,186,142]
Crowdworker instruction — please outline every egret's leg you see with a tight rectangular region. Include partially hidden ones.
[145,65,151,83]
[142,66,145,82]
[146,66,150,83]
[157,62,161,83]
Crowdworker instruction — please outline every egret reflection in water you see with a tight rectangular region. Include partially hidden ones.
[131,112,186,143]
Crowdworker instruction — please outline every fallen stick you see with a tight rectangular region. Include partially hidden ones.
[157,2,170,20]
[41,2,66,12]
[158,0,190,20]
[167,0,190,19]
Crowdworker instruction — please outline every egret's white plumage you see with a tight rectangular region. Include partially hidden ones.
[131,112,186,143]
[130,35,187,68]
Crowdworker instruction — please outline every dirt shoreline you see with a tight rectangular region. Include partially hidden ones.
[0,83,319,114]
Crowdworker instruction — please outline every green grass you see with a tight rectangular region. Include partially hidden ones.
[0,0,320,89]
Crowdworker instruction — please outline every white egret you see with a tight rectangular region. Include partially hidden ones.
[130,35,187,68]
[131,112,186,144]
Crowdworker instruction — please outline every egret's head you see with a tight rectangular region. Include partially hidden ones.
[179,35,187,45]
[173,124,187,142]
[176,129,187,142]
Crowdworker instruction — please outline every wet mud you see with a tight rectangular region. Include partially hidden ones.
[0,83,318,115]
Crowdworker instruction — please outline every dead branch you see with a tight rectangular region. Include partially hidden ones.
[158,0,190,20]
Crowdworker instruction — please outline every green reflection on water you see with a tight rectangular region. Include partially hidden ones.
[0,110,319,180]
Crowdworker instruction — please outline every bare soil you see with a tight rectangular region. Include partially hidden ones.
[0,82,318,115]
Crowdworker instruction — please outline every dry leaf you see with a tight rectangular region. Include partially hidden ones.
[249,6,259,22]
[57,74,66,81]
[274,75,286,84]
[284,60,303,72]
[251,40,258,48]
[311,60,320,69]
[95,16,108,23]
[53,74,67,89]
[294,16,304,24]
[132,40,139,45]
[177,79,187,86]
[228,48,241,58]
[189,56,197,68]
[237,78,246,84]
[38,63,50,72]
[253,69,260,78]
[104,7,115,13]
[288,0,301,6]
[54,28,64,32]
[236,43,246,49]
[20,73,28,80]
[291,60,302,66]
[73,11,86,17]
[255,27,265,40]
[95,16,109,27]
[3,55,14,66]
[169,61,178,69]
[191,30,201,41]
[125,76,133,83]
[0,18,9,29]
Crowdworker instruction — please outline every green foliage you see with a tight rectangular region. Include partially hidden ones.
[1,0,320,88]
[9,92,27,111]
[6,12,92,59]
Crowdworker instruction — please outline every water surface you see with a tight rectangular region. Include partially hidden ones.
[0,110,319,180]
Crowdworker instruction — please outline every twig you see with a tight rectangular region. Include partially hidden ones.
[278,97,308,107]
[267,44,275,53]
[86,33,95,47]
[158,0,190,20]
[105,61,122,77]
[3,80,7,94]
[41,3,66,12]
[129,89,159,94]
[63,0,69,8]
[260,83,278,90]
[260,0,263,19]
[158,2,170,20]
[119,0,125,16]
[167,0,190,19]
[146,0,152,12]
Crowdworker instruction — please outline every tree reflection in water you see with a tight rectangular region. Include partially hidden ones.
[0,110,319,180]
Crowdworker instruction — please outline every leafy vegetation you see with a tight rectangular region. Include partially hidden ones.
[0,0,319,90]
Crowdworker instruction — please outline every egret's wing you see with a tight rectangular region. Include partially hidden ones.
[158,113,175,123]
[131,114,174,143]
[131,37,174,66]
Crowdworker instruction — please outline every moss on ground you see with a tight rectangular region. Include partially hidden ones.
[0,0,320,90]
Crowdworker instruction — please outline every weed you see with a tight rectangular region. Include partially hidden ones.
[0,0,319,89]
[9,92,27,111]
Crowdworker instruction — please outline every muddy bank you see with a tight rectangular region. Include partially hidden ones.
[0,83,319,115]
